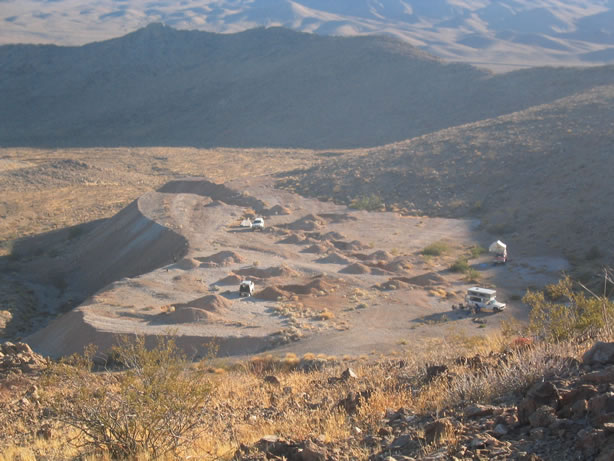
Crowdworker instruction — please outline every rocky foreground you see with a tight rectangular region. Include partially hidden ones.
[237,342,614,461]
[2,340,614,459]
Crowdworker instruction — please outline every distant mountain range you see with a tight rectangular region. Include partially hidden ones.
[2,0,614,71]
[2,25,614,149]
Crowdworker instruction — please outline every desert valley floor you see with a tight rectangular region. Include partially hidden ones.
[25,175,568,359]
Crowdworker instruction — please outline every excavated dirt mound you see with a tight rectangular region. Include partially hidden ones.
[174,294,232,312]
[215,273,243,285]
[281,278,336,295]
[235,265,300,279]
[332,240,368,251]
[284,214,325,231]
[301,243,331,254]
[398,273,446,287]
[158,179,266,212]
[381,258,412,273]
[306,231,346,241]
[317,213,358,223]
[166,307,220,324]
[278,234,308,245]
[174,258,201,270]
[370,267,393,276]
[263,205,291,216]
[340,263,372,274]
[198,251,245,267]
[316,252,351,265]
[366,250,393,262]
[254,286,289,300]
[374,278,411,291]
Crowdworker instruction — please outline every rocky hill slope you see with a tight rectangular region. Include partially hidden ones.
[279,84,614,264]
[2,25,614,149]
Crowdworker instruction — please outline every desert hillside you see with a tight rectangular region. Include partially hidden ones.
[279,84,614,265]
[2,25,614,149]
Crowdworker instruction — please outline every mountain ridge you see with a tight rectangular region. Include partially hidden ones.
[3,0,614,71]
[2,25,614,149]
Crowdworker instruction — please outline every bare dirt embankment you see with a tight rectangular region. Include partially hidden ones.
[25,177,568,358]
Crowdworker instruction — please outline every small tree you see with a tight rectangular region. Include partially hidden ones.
[43,336,211,458]
[523,276,614,342]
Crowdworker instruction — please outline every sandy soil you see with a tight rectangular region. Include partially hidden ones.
[26,176,569,358]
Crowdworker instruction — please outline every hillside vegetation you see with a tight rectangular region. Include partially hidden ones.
[2,25,614,149]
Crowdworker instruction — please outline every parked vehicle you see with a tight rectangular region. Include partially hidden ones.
[239,280,255,297]
[252,217,265,231]
[489,240,507,264]
[465,287,506,312]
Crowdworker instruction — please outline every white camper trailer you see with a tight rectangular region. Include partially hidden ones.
[489,240,507,264]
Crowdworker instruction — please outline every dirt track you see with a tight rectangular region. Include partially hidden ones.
[26,176,568,358]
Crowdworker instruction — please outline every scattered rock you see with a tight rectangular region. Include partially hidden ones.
[424,418,454,445]
[425,365,448,383]
[264,375,281,386]
[464,404,496,419]
[0,342,47,375]
[341,368,357,381]
[337,389,372,414]
[529,405,557,428]
[583,342,614,366]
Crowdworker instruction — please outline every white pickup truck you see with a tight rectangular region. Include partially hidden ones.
[252,217,265,231]
[465,287,506,312]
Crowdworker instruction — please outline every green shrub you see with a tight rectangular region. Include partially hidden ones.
[350,194,383,211]
[450,258,470,273]
[43,336,211,458]
[523,276,614,342]
[421,241,449,257]
[469,245,487,259]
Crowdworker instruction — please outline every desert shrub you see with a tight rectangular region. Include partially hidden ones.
[469,245,487,259]
[464,268,481,282]
[350,194,383,211]
[43,336,211,458]
[450,258,470,273]
[422,341,580,410]
[421,241,449,257]
[524,276,614,342]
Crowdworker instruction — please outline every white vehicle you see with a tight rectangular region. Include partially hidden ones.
[239,280,255,297]
[465,287,506,312]
[240,218,252,228]
[252,217,265,231]
[489,240,507,264]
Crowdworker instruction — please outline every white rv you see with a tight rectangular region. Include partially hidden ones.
[465,287,506,312]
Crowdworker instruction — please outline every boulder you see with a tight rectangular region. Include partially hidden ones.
[518,381,560,424]
[582,366,614,384]
[337,389,372,414]
[424,418,454,445]
[583,342,614,366]
[464,404,497,419]
[529,405,557,428]
[589,393,614,420]
[299,440,327,461]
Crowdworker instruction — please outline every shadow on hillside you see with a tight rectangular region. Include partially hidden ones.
[0,220,105,341]
[0,212,188,341]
